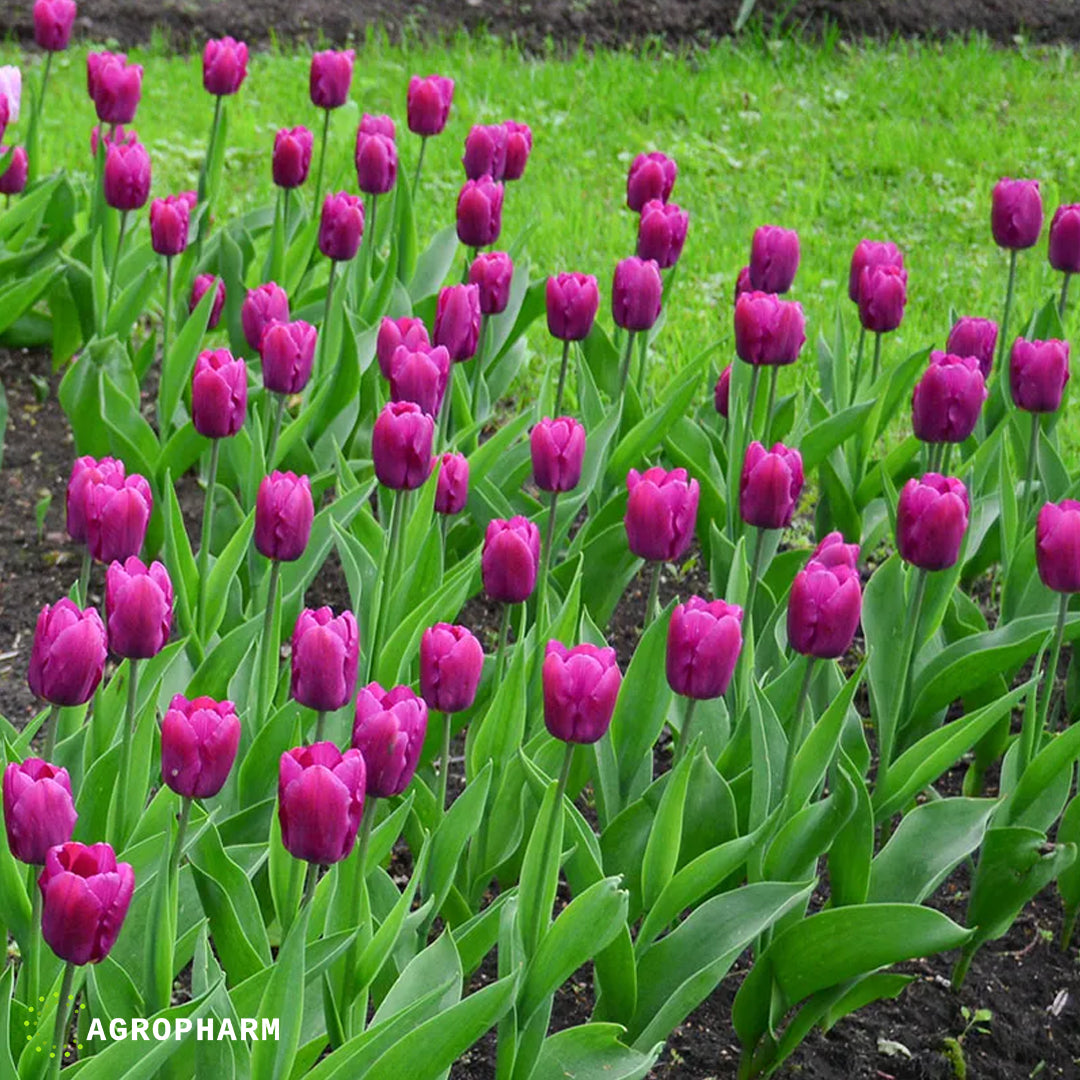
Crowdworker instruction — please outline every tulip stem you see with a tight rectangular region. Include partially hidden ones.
[42,703,61,763]
[617,330,636,405]
[341,797,377,1036]
[363,194,378,296]
[1020,592,1070,773]
[850,325,866,405]
[169,796,193,882]
[997,249,1018,389]
[553,339,571,417]
[161,256,174,418]
[437,363,455,451]
[198,94,224,207]
[673,698,699,764]
[115,658,139,849]
[1058,272,1072,319]
[645,561,662,628]
[266,393,288,470]
[38,51,53,126]
[314,711,326,744]
[437,712,453,818]
[24,872,41,1008]
[318,260,339,386]
[469,316,489,424]
[302,862,319,909]
[533,743,576,935]
[77,549,92,606]
[493,603,512,688]
[763,366,779,446]
[781,658,816,796]
[412,136,427,201]
[196,438,221,642]
[939,442,953,477]
[47,962,76,1080]
[870,331,883,384]
[635,331,650,401]
[744,527,767,634]
[540,491,560,627]
[257,562,282,727]
[105,210,129,327]
[1021,413,1040,528]
[371,490,406,675]
[745,363,762,441]
[313,108,331,218]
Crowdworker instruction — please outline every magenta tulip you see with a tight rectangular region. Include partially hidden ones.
[149,194,191,257]
[788,551,863,659]
[625,466,699,563]
[273,126,313,189]
[1036,500,1080,594]
[434,284,481,362]
[666,597,743,700]
[372,401,435,490]
[33,0,76,51]
[456,177,504,249]
[190,274,226,328]
[242,282,290,352]
[546,273,599,342]
[992,178,1043,250]
[105,557,173,659]
[278,743,366,864]
[192,348,247,439]
[291,608,359,713]
[848,240,904,304]
[90,54,142,124]
[626,151,676,212]
[734,291,806,366]
[160,695,241,799]
[420,624,484,713]
[714,365,731,419]
[749,225,800,294]
[202,37,247,96]
[612,256,662,332]
[469,251,514,315]
[318,192,365,261]
[482,517,540,603]
[503,121,532,181]
[857,263,907,333]
[435,452,469,515]
[1049,204,1080,274]
[28,600,106,708]
[897,474,970,571]
[462,124,508,182]
[261,320,318,395]
[310,49,354,110]
[389,344,451,418]
[740,441,804,530]
[352,683,428,797]
[255,472,314,562]
[542,641,622,744]
[911,352,987,444]
[4,760,77,865]
[407,74,454,136]
[637,199,689,270]
[103,139,150,211]
[377,316,430,379]
[1010,337,1071,413]
[946,317,998,380]
[355,128,397,195]
[531,416,586,493]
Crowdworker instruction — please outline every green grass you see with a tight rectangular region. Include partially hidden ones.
[4,32,1080,445]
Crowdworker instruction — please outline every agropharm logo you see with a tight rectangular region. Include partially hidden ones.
[85,1016,280,1042]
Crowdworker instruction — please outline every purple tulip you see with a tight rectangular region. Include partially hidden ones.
[740,441,804,530]
[103,139,150,211]
[319,192,365,261]
[857,263,907,334]
[666,597,743,700]
[192,348,247,439]
[273,126,313,189]
[4,760,77,865]
[542,641,622,744]
[389,344,451,418]
[290,608,359,713]
[733,291,806,366]
[734,265,752,306]
[352,683,428,797]
[625,466,699,563]
[0,145,25,196]
[626,151,676,212]
[420,624,484,714]
[160,695,241,799]
[1049,204,1080,274]
[359,113,396,139]
[456,177,504,249]
[310,49,354,110]
[28,599,106,708]
[242,282,290,352]
[749,225,800,294]
[377,316,431,379]
[531,416,586,493]
[714,365,731,418]
[435,452,469,515]
[1010,337,1071,413]
[434,283,481,361]
[105,557,173,659]
[637,199,689,270]
[373,401,435,490]
[911,352,987,444]
[946,317,998,381]
[546,273,599,342]
[355,129,397,195]
[1036,500,1080,594]
[255,472,314,562]
[503,121,532,181]
[38,842,134,965]
[0,94,8,146]
[67,455,121,543]
[86,50,121,101]
[190,274,226,328]
[278,743,365,864]
[261,320,317,395]
[469,251,514,315]
[849,240,904,304]
[81,464,152,565]
[811,531,860,571]
[612,256,663,332]
[90,54,142,124]
[788,551,862,659]
[149,194,191,257]
[462,124,508,182]
[897,473,970,571]
[203,37,247,96]
[33,0,76,51]
[407,74,454,136]
[482,517,541,603]
[992,178,1043,250]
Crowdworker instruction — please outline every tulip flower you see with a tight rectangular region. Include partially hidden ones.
[613,256,663,400]
[90,54,142,124]
[161,695,241,800]
[897,473,969,573]
[33,0,76,52]
[991,177,1043,380]
[273,125,313,190]
[83,463,152,567]
[192,348,247,439]
[1049,203,1080,314]
[433,283,481,445]
[714,364,731,420]
[483,516,541,678]
[389,344,451,419]
[0,148,22,200]
[407,74,454,198]
[0,95,7,146]
[377,316,430,379]
[637,199,689,270]
[291,608,360,732]
[547,272,600,414]
[457,176,504,250]
[150,194,194,396]
[190,273,226,329]
[788,551,862,661]
[318,191,365,262]
[946,317,998,381]
[503,121,532,181]
[854,261,907,390]
[749,225,800,294]
[4,759,76,868]
[734,265,752,305]
[626,151,677,212]
[911,352,987,449]
[848,240,904,303]
[352,683,428,799]
[463,123,508,182]
[740,441,804,529]
[435,452,469,516]
[255,471,314,564]
[102,140,150,213]
[355,126,397,195]
[542,641,622,745]
[310,49,353,109]
[261,319,318,396]
[469,250,513,316]
[242,282,290,353]
[373,401,436,490]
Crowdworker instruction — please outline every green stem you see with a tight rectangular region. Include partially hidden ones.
[411,136,428,201]
[1021,592,1069,772]
[539,490,560,627]
[635,331,650,400]
[645,560,662,628]
[266,393,288,470]
[997,249,1018,393]
[470,317,489,420]
[372,490,407,668]
[42,703,61,763]
[1021,413,1040,528]
[438,712,452,818]
[781,658,816,795]
[493,603,512,687]
[363,194,378,294]
[114,658,139,848]
[553,339,571,417]
[196,439,221,642]
[870,331,883,384]
[312,108,331,217]
[1059,272,1071,319]
[850,325,866,405]
[105,210,128,326]
[47,962,75,1080]
[617,330,636,403]
[341,797,377,1036]
[25,876,41,1007]
[534,743,575,932]
[77,549,92,606]
[282,186,292,235]
[301,861,319,909]
[160,256,174,421]
[744,363,762,447]
[314,710,326,744]
[673,698,699,763]
[317,259,339,384]
[168,797,193,882]
[437,363,455,451]
[939,442,953,477]
[744,527,767,632]
[951,945,974,991]
[38,52,53,123]
[762,365,779,446]
[197,94,224,205]
[257,562,282,726]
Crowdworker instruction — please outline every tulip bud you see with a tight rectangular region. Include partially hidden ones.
[255,472,314,562]
[740,441,804,530]
[389,344,450,418]
[626,151,676,212]
[666,597,743,700]
[38,842,134,964]
[531,416,586,493]
[612,256,663,332]
[103,139,151,211]
[372,401,435,490]
[359,113,395,138]
[542,641,622,744]
[290,608,359,713]
[203,36,248,96]
[242,282,290,352]
[1049,204,1080,274]
[407,74,454,136]
[310,49,355,110]
[848,239,904,303]
[149,194,191,257]
[456,177,504,249]
[625,466,699,563]
[66,455,140,548]
[749,225,800,294]
[28,599,106,708]
[714,365,731,419]
[546,273,599,342]
[192,348,247,439]
[435,452,469,515]
[1036,500,1080,594]
[734,291,806,366]
[319,192,365,262]
[278,743,365,864]
[259,319,315,395]
[89,123,135,158]
[160,695,241,799]
[420,624,484,713]
[788,554,862,659]
[857,263,907,333]
[377,316,431,379]
[83,465,152,565]
[992,177,1043,250]
[352,683,429,797]
[0,146,28,196]
[811,531,860,571]
[483,517,541,603]
[0,66,20,124]
[462,124,508,182]
[86,50,119,102]
[637,199,689,270]
[105,557,173,658]
[91,54,142,124]
[946,317,998,380]
[897,473,969,571]
[4,759,77,866]
[33,0,76,52]
[434,283,481,361]
[272,126,313,189]
[734,265,752,305]
[503,121,532,181]
[469,251,514,315]
[355,130,397,195]
[911,352,987,444]
[190,274,226,329]
[1010,337,1071,413]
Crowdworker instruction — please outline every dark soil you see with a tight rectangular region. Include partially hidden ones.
[4,0,1080,54]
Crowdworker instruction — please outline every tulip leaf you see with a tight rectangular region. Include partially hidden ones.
[1056,794,1080,939]
[203,507,256,644]
[640,746,694,910]
[407,224,459,302]
[532,1024,662,1080]
[162,469,198,635]
[1000,718,1080,829]
[824,753,874,907]
[0,965,16,1077]
[159,278,215,435]
[517,769,569,960]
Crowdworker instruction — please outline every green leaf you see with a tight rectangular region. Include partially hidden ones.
[160,280,215,434]
[1001,720,1080,827]
[408,225,459,301]
[640,747,693,910]
[532,1024,661,1080]
[249,904,308,1080]
[518,771,568,959]
[203,508,256,643]
[800,400,876,472]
